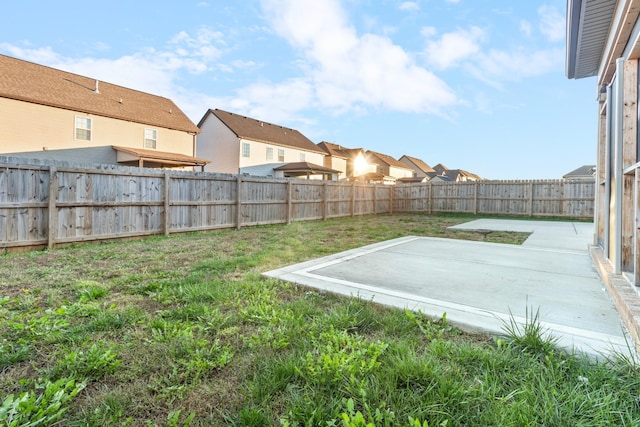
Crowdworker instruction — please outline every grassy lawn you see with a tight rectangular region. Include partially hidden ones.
[1,213,639,426]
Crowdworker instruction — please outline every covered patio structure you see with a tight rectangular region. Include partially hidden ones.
[112,146,209,171]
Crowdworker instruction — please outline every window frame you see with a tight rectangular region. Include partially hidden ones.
[266,147,274,161]
[278,148,285,162]
[242,142,251,158]
[74,116,92,141]
[299,152,306,162]
[144,128,158,149]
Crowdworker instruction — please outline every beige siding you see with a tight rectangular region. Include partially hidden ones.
[198,112,240,174]
[239,139,325,169]
[0,98,194,157]
[389,166,414,179]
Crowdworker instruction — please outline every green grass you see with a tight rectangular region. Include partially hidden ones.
[1,213,638,426]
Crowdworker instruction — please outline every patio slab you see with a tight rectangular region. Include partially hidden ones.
[263,220,631,358]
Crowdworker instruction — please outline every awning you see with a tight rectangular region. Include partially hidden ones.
[274,161,340,179]
[112,145,210,170]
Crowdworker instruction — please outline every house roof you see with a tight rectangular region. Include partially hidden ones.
[397,176,428,183]
[202,109,325,155]
[317,141,349,159]
[399,155,434,173]
[566,0,617,80]
[112,146,209,168]
[273,161,340,174]
[366,150,413,170]
[563,164,596,178]
[433,163,449,174]
[0,54,199,133]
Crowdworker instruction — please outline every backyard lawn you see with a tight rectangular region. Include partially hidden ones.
[1,213,639,426]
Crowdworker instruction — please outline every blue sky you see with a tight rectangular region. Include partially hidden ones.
[1,0,596,179]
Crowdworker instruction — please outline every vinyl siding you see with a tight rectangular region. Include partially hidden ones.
[0,97,194,157]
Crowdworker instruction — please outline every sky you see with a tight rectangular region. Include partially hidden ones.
[0,0,597,180]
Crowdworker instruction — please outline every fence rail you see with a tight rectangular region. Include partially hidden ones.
[0,158,594,252]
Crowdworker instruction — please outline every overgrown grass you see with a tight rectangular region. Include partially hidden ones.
[1,213,638,426]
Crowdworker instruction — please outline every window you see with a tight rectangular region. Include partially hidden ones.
[266,147,274,161]
[144,129,157,149]
[75,116,92,141]
[242,142,251,157]
[299,152,306,162]
[278,148,285,162]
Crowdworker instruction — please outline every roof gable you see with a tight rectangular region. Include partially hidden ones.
[317,141,349,158]
[399,155,434,173]
[366,150,412,170]
[205,109,324,154]
[0,54,199,133]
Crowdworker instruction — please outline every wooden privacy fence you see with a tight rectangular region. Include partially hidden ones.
[0,160,594,251]
[394,179,595,217]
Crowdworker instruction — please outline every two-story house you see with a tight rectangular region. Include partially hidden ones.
[316,142,381,182]
[197,109,339,179]
[365,150,415,184]
[0,54,207,170]
[398,155,435,178]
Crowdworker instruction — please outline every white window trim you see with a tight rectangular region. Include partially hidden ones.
[242,142,251,158]
[144,128,157,149]
[278,148,285,162]
[266,146,274,161]
[74,116,92,141]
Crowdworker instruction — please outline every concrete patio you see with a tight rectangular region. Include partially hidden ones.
[263,219,633,358]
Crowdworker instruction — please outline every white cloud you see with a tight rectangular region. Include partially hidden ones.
[538,5,564,42]
[399,2,420,12]
[420,26,437,37]
[445,0,461,3]
[519,20,532,38]
[231,78,316,124]
[259,0,457,115]
[472,47,564,85]
[424,27,485,69]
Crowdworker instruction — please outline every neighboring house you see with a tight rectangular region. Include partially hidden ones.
[433,163,449,176]
[562,165,596,180]
[429,175,454,183]
[365,150,415,184]
[566,0,640,346]
[317,141,349,178]
[398,155,435,178]
[0,54,207,170]
[429,163,481,182]
[197,109,337,179]
[316,142,377,181]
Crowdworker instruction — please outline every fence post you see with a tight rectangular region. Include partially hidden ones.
[389,185,393,214]
[47,166,58,250]
[473,181,478,215]
[428,183,432,214]
[373,184,377,214]
[287,180,292,224]
[323,182,328,220]
[236,175,243,229]
[163,171,171,236]
[528,181,534,216]
[351,182,356,216]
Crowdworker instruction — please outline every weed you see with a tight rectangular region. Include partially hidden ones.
[49,342,121,381]
[0,378,85,427]
[501,306,560,359]
[297,326,388,385]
